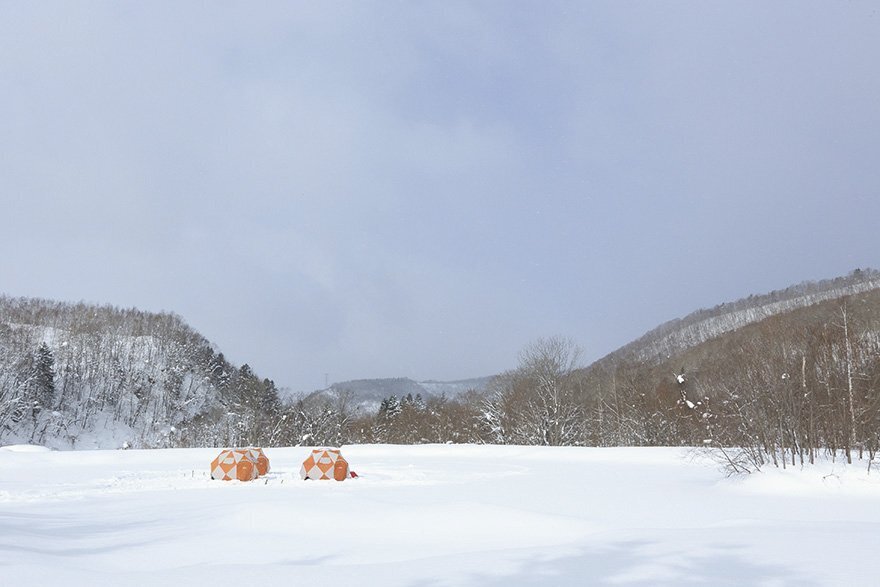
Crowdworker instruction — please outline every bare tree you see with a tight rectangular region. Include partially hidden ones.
[478,337,585,446]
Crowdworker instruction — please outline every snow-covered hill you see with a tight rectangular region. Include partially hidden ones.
[5,268,879,451]
[0,296,280,450]
[1,444,878,586]
[597,268,880,367]
[309,376,491,413]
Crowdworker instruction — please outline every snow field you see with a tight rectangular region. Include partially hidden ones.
[1,445,879,585]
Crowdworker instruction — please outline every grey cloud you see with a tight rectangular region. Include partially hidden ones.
[2,2,878,392]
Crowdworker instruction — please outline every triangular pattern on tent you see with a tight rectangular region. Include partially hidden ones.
[300,448,356,481]
[211,448,258,481]
[246,447,270,476]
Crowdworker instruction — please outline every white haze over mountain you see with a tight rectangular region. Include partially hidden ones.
[2,2,879,392]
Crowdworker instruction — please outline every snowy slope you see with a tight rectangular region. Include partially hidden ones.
[598,269,880,367]
[312,376,491,413]
[1,444,879,586]
[0,296,281,450]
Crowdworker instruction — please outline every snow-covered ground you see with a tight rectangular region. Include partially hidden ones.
[1,445,878,586]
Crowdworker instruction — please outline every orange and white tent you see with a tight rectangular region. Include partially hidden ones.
[211,448,258,481]
[246,447,270,476]
[300,448,356,481]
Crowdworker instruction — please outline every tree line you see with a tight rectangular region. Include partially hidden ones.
[3,288,880,474]
[270,292,880,474]
[0,296,283,449]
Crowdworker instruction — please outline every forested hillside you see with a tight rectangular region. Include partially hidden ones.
[597,268,880,367]
[354,270,880,471]
[308,376,492,414]
[578,286,880,470]
[0,296,285,449]
[4,269,880,467]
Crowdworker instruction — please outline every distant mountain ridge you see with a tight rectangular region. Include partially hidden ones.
[308,376,492,413]
[592,268,880,369]
[306,271,880,412]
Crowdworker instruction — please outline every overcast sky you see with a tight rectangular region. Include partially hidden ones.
[2,2,879,393]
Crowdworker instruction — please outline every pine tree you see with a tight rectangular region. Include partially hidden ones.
[32,343,56,410]
[385,395,402,419]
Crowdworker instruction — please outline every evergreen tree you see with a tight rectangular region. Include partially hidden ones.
[32,342,56,410]
[385,395,401,419]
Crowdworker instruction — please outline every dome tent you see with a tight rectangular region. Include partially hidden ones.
[211,448,258,481]
[300,448,357,481]
[246,447,270,476]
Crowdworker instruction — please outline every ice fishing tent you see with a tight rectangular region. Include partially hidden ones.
[300,448,356,481]
[246,447,270,476]
[211,448,259,481]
